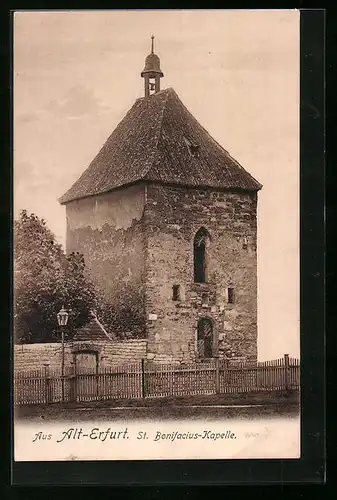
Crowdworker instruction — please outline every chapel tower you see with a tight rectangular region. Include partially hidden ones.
[60,38,262,363]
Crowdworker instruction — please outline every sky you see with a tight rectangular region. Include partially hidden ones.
[13,9,300,360]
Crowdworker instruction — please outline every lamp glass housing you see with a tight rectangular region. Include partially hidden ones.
[57,306,69,327]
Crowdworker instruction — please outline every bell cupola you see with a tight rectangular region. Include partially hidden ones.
[141,35,164,98]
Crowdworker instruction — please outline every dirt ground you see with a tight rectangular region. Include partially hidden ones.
[15,390,300,422]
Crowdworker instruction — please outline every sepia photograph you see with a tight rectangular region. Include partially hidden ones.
[13,9,300,461]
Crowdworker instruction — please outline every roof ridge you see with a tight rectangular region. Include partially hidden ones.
[169,91,262,190]
[138,88,171,182]
[91,311,114,341]
[221,150,263,190]
[202,125,263,189]
[58,101,140,205]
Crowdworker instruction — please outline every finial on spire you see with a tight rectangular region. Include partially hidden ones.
[141,36,164,98]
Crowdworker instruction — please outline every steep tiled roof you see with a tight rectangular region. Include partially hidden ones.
[72,316,114,342]
[60,88,261,204]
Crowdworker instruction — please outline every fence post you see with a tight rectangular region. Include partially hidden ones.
[284,354,290,391]
[69,362,77,403]
[214,356,220,394]
[43,363,50,404]
[141,359,146,398]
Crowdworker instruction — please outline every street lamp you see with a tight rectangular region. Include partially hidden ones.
[57,306,69,402]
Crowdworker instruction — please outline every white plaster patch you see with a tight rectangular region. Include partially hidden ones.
[226,309,239,319]
[149,313,157,321]
[67,185,145,231]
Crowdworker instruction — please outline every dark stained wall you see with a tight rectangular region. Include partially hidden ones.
[143,183,258,363]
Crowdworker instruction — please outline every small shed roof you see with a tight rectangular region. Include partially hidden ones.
[72,315,114,342]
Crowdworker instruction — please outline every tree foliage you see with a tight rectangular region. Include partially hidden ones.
[14,210,96,343]
[95,282,146,340]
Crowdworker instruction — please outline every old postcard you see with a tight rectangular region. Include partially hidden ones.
[13,9,300,462]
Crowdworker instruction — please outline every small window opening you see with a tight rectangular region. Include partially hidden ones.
[183,136,200,158]
[172,284,180,301]
[228,287,235,304]
[189,144,200,157]
[243,236,248,250]
[201,293,209,305]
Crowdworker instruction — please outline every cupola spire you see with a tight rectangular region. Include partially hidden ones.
[141,35,164,98]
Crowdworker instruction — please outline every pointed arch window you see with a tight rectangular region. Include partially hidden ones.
[194,227,211,283]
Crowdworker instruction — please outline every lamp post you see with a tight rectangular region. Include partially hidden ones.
[57,306,69,402]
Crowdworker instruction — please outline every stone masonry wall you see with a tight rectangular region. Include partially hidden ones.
[65,185,147,336]
[143,183,258,363]
[14,339,148,372]
[64,181,258,363]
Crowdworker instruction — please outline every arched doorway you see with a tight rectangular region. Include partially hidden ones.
[197,317,213,358]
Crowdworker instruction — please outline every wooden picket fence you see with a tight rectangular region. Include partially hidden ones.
[13,355,300,406]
